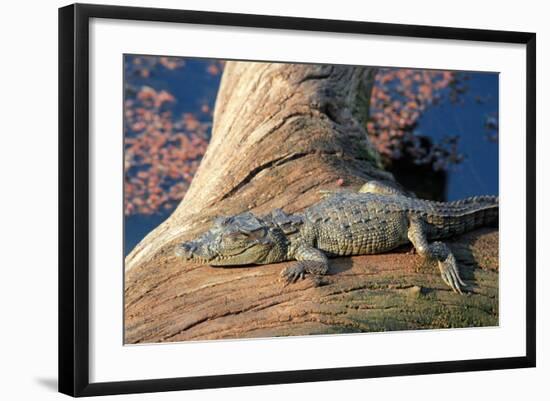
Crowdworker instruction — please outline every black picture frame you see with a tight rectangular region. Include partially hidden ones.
[58,3,536,397]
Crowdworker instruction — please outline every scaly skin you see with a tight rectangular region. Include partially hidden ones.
[175,181,498,293]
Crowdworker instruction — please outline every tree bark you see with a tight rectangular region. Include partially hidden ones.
[124,61,498,344]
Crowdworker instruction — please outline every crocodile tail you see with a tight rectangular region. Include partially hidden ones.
[426,195,499,238]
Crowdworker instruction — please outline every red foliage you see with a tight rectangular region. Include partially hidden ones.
[128,55,185,78]
[206,60,224,76]
[124,58,213,216]
[368,68,463,169]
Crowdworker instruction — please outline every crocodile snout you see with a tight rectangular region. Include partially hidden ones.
[175,242,196,260]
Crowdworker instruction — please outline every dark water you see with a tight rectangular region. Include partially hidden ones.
[124,60,498,256]
[418,73,498,200]
[127,58,221,119]
[125,213,168,255]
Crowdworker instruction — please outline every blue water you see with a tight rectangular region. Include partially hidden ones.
[124,59,499,256]
[126,57,221,127]
[418,73,498,200]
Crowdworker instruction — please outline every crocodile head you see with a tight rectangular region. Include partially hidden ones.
[175,212,286,266]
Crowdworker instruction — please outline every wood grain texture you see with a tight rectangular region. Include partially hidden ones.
[124,229,498,343]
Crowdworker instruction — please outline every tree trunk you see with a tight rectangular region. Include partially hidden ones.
[124,62,498,344]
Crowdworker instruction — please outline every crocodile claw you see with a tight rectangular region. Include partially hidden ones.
[438,257,467,294]
[280,264,306,285]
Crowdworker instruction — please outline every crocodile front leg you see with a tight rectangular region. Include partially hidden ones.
[280,245,329,285]
[407,215,466,293]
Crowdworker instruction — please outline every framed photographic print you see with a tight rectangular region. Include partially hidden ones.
[58,3,536,397]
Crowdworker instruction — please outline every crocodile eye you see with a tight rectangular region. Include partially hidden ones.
[225,231,249,242]
[214,216,231,227]
[239,226,267,238]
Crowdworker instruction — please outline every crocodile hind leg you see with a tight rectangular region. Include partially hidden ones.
[280,244,329,285]
[407,216,466,293]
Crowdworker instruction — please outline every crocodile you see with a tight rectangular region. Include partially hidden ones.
[175,181,498,293]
